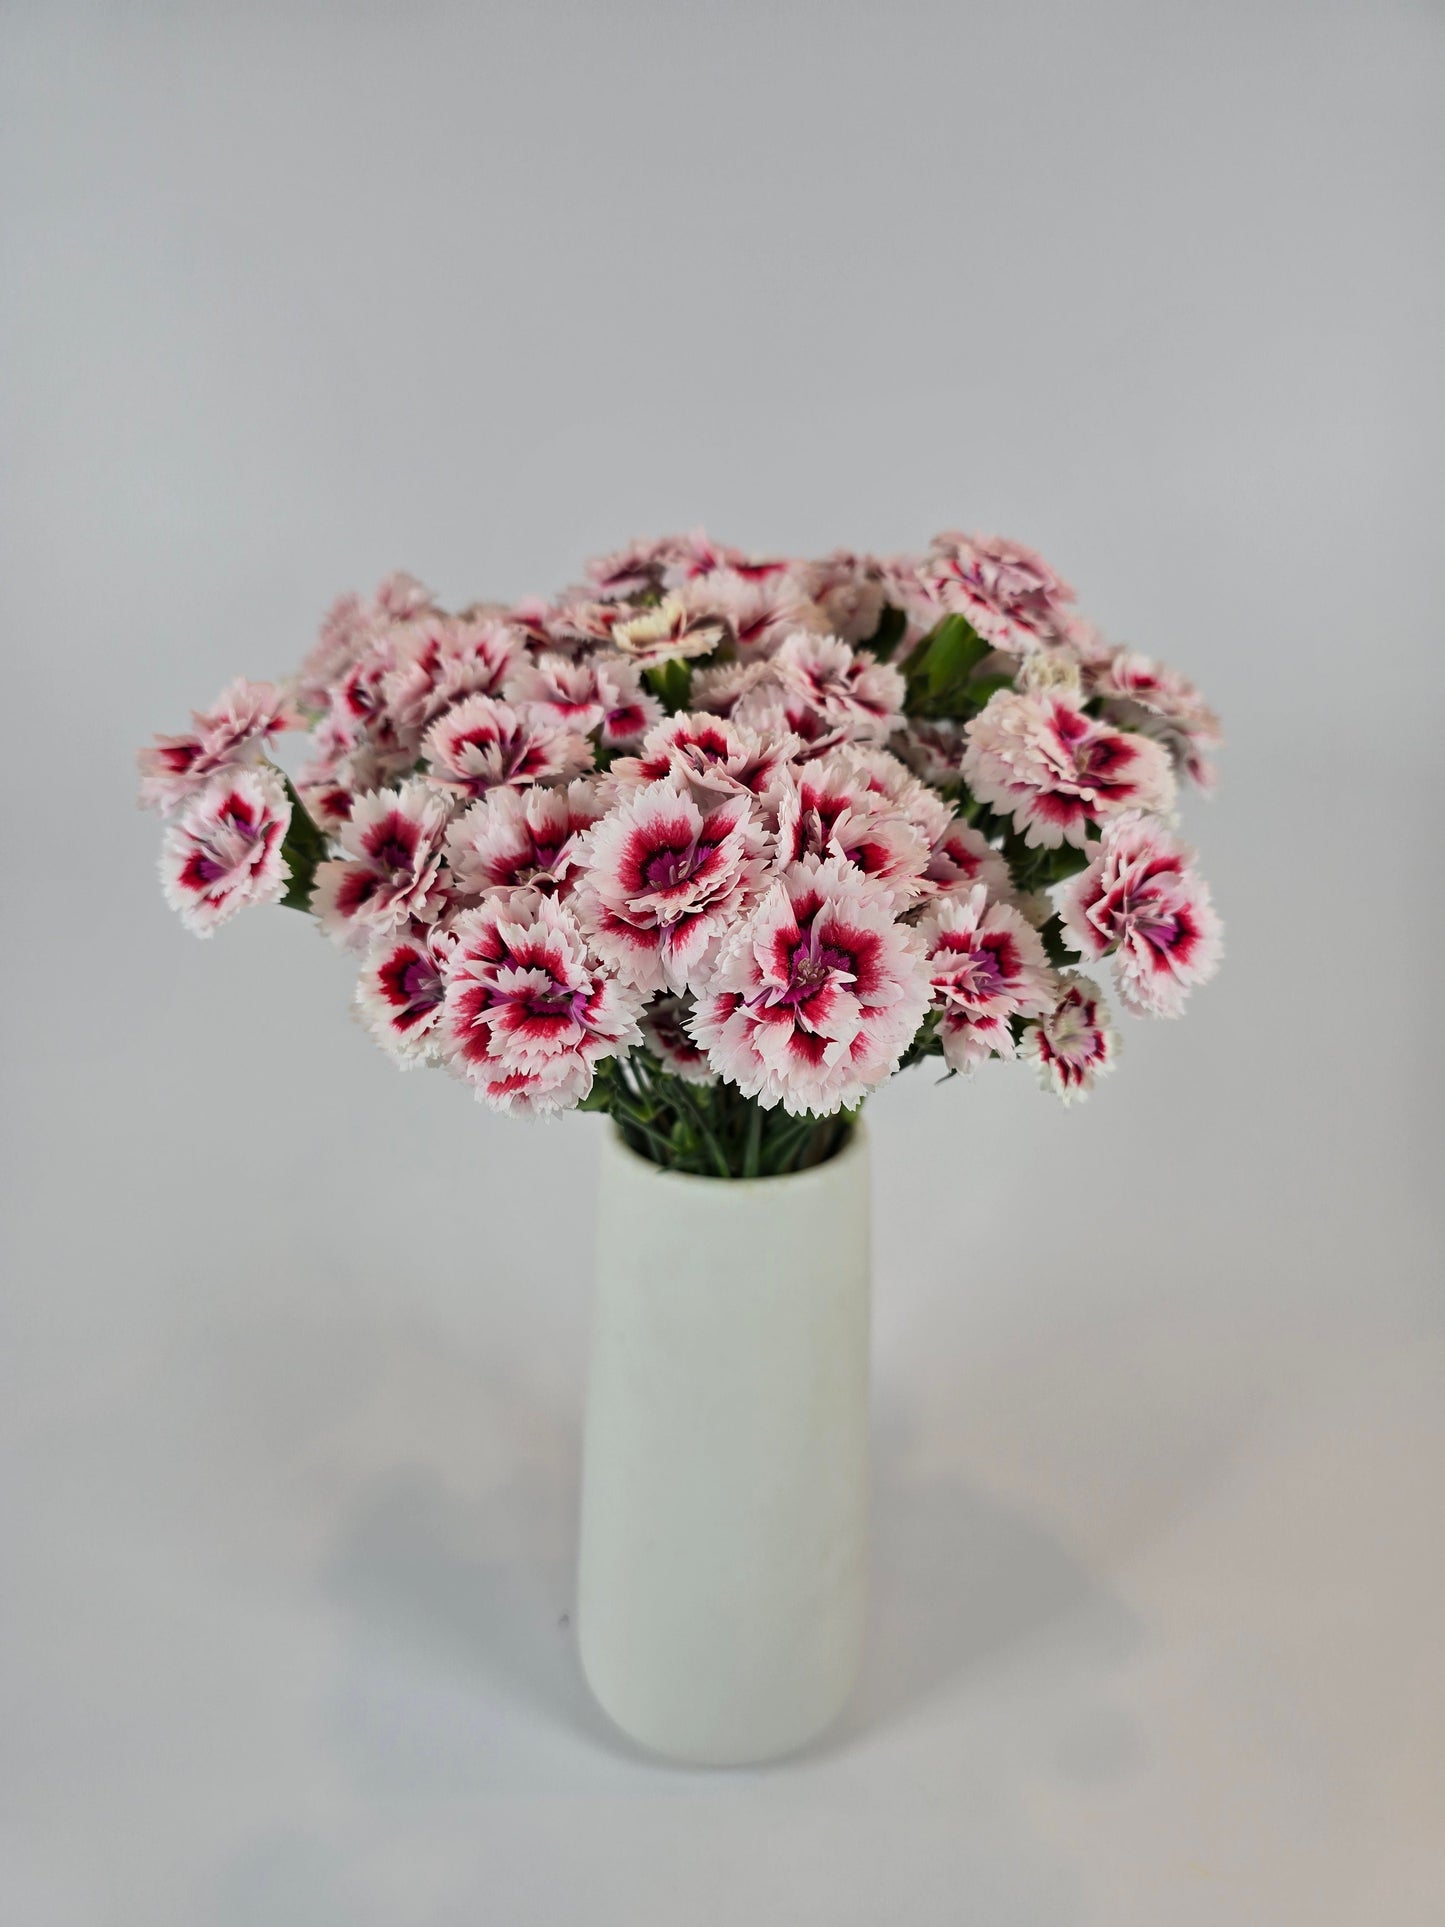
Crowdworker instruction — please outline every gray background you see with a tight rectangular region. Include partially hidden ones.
[2,4,1442,1923]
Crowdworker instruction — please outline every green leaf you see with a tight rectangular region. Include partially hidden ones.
[277,777,328,913]
[643,659,694,713]
[857,603,907,657]
[1038,842,1091,885]
[959,671,1014,709]
[1039,915,1078,970]
[903,614,991,717]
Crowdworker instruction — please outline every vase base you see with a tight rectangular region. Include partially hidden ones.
[578,1625,863,1769]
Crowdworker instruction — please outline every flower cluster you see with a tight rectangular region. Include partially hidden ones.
[140,530,1222,1169]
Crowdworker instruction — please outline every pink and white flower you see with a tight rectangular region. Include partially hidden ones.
[445,779,604,899]
[574,781,765,992]
[639,995,717,1084]
[160,767,291,935]
[355,920,457,1065]
[503,650,610,735]
[311,779,453,948]
[421,694,593,797]
[771,631,906,743]
[1058,812,1222,1016]
[502,650,662,748]
[373,570,436,622]
[837,746,953,843]
[922,532,1077,654]
[141,526,1223,1123]
[440,890,643,1114]
[593,656,665,749]
[295,572,435,712]
[1023,975,1119,1103]
[835,748,1013,898]
[961,689,1176,848]
[138,678,301,814]
[543,598,631,653]
[584,536,679,600]
[797,550,893,646]
[896,717,968,788]
[683,569,823,658]
[922,815,1014,900]
[608,712,797,801]
[611,593,729,669]
[690,857,932,1115]
[381,616,522,747]
[1089,648,1223,790]
[297,590,375,714]
[918,885,1056,1071]
[295,741,415,832]
[770,752,932,906]
[658,528,787,587]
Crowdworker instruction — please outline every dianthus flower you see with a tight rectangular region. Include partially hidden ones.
[918,885,1056,1070]
[1058,812,1222,1016]
[441,890,643,1114]
[961,689,1176,848]
[160,767,292,934]
[690,856,931,1115]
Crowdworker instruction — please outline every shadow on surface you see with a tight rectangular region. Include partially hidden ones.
[321,1411,1142,1778]
[321,1456,598,1736]
[825,1420,1144,1751]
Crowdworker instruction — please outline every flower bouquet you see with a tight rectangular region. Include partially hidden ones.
[139,528,1222,1763]
[140,529,1220,1174]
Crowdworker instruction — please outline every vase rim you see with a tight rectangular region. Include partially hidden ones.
[600,1114,868,1192]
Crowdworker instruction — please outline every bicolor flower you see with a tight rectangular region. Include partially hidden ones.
[918,885,1056,1071]
[690,856,932,1115]
[1058,812,1222,1016]
[770,752,932,907]
[607,712,797,802]
[921,532,1077,654]
[421,694,593,797]
[639,994,718,1084]
[1089,648,1223,790]
[771,631,906,743]
[355,919,457,1065]
[1023,975,1119,1102]
[573,781,765,993]
[444,779,605,899]
[584,536,680,600]
[961,689,1176,848]
[381,615,522,747]
[611,593,729,668]
[440,889,643,1114]
[921,815,1014,900]
[295,742,416,833]
[138,678,301,815]
[159,767,291,935]
[502,650,663,749]
[683,569,823,658]
[311,779,453,948]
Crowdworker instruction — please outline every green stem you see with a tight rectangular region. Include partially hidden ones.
[763,1114,815,1176]
[608,1093,676,1166]
[742,1101,763,1180]
[666,1076,733,1179]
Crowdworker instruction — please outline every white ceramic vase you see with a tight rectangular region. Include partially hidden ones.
[576,1122,871,1767]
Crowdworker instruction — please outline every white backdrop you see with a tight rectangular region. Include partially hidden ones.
[2,5,1441,1924]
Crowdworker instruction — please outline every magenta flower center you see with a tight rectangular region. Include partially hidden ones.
[526,982,585,1019]
[400,959,440,1008]
[371,827,416,878]
[644,844,700,890]
[781,932,853,1004]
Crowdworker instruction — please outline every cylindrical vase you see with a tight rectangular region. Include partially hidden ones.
[576,1123,871,1766]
